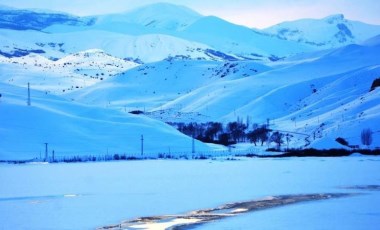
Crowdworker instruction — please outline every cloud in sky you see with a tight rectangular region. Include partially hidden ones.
[0,0,379,28]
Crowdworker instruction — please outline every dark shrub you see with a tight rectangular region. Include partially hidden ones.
[370,78,380,91]
[129,110,144,115]
[335,137,349,146]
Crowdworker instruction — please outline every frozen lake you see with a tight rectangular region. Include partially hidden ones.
[1,156,380,229]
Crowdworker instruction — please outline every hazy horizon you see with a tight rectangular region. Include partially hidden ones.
[0,0,379,29]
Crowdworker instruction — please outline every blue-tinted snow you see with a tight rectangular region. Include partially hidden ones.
[1,157,380,229]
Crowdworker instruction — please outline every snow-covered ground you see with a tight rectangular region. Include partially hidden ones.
[201,189,380,230]
[0,157,379,229]
[0,83,218,160]
[1,3,380,230]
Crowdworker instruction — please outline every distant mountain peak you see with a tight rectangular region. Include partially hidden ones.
[324,14,345,24]
[95,2,202,31]
[0,6,93,31]
[261,14,380,48]
[129,2,201,16]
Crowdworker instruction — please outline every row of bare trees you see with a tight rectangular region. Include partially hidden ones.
[170,120,376,149]
[361,128,373,147]
[169,121,286,147]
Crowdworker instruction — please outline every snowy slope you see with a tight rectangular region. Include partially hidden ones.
[16,38,376,150]
[68,60,272,112]
[158,41,380,116]
[2,4,380,63]
[5,4,380,63]
[0,49,138,94]
[0,6,93,30]
[234,66,380,148]
[0,83,216,160]
[0,4,316,62]
[152,40,380,148]
[262,14,380,49]
[44,4,316,60]
[0,28,239,62]
[94,2,202,32]
[179,16,316,60]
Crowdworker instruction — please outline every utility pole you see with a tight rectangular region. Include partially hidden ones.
[141,135,144,156]
[192,136,195,154]
[44,143,48,162]
[27,82,31,106]
[266,118,270,149]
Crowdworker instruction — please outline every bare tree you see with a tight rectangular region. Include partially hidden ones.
[271,131,284,150]
[361,128,373,148]
[247,129,259,146]
[285,134,293,150]
[227,121,247,142]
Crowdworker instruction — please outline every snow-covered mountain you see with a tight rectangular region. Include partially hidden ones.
[0,3,317,62]
[0,6,94,30]
[1,3,380,160]
[1,4,379,62]
[0,29,240,63]
[60,35,380,150]
[0,49,139,94]
[261,14,380,48]
[150,37,380,148]
[94,3,202,31]
[177,16,315,60]
[68,60,271,110]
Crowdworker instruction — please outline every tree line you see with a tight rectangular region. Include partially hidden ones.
[168,119,286,148]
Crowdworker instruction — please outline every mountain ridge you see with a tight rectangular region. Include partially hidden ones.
[2,3,379,61]
[261,13,380,48]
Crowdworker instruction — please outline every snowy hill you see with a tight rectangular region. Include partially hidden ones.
[0,28,239,62]
[0,49,139,94]
[1,4,379,62]
[0,82,216,160]
[66,39,380,149]
[94,3,202,31]
[68,60,272,111]
[0,7,94,30]
[261,14,380,49]
[1,36,379,156]
[0,3,316,62]
[178,16,316,60]
[149,39,380,148]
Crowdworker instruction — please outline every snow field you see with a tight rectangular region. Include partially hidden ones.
[0,157,379,229]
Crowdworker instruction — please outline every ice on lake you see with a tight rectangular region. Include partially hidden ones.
[1,156,380,229]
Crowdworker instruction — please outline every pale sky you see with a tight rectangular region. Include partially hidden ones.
[1,0,379,28]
